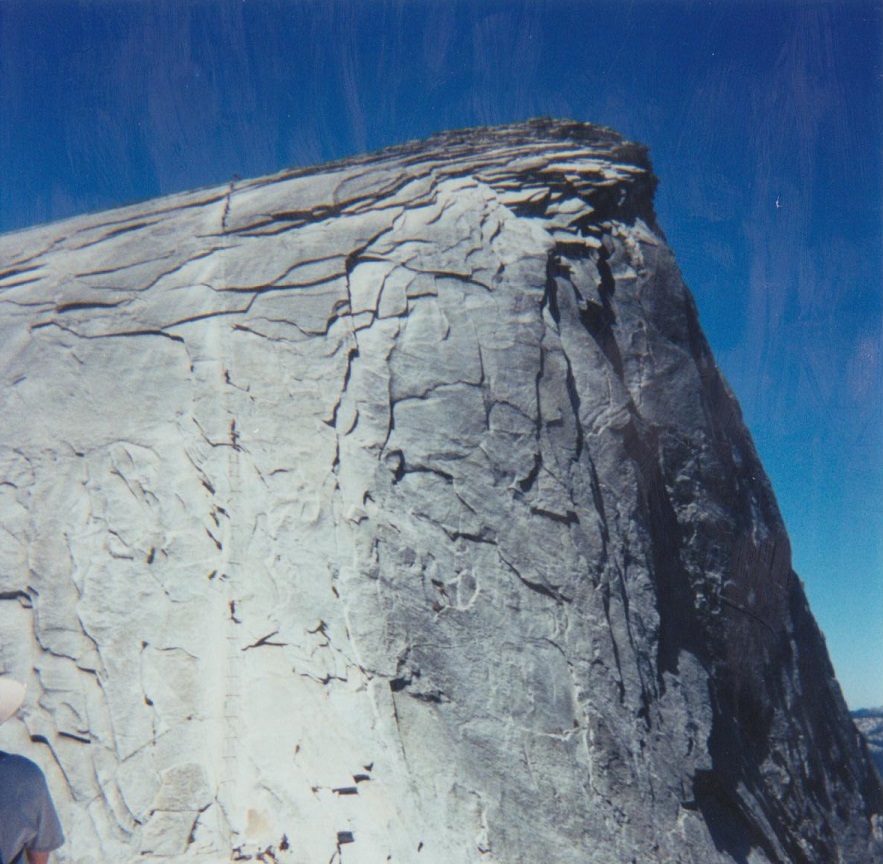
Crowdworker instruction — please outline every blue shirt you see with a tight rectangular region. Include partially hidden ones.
[0,752,64,864]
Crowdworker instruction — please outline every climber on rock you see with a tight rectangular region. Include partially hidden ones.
[0,678,65,864]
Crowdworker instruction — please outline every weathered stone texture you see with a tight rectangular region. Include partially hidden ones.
[0,119,879,863]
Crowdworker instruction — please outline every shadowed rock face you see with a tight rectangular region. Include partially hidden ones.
[0,119,880,863]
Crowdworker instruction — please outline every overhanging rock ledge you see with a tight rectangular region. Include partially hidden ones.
[0,118,880,863]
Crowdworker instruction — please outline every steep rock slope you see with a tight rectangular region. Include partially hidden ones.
[0,119,880,863]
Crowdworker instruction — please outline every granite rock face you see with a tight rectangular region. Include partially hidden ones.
[0,119,880,863]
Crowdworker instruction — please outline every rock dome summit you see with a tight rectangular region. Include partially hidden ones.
[0,119,880,863]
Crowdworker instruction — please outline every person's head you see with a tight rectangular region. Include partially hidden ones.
[0,677,25,724]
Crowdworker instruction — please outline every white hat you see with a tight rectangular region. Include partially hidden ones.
[0,678,25,724]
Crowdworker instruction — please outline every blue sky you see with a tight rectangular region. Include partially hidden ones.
[1,0,881,707]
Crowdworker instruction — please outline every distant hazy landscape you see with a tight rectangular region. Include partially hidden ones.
[853,709,883,775]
